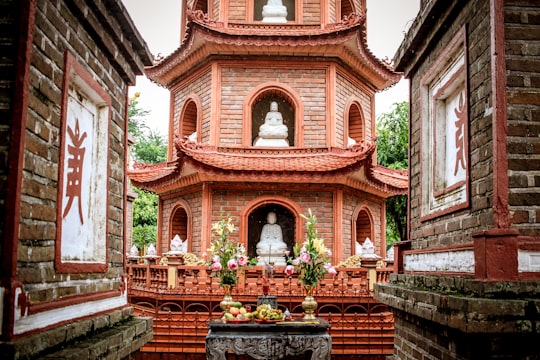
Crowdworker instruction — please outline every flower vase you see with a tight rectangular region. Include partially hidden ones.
[220,285,235,312]
[302,285,318,320]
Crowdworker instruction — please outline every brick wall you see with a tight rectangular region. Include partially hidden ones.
[161,188,204,254]
[220,64,328,147]
[228,1,246,22]
[505,2,540,236]
[303,0,322,23]
[0,0,18,266]
[17,0,132,303]
[336,71,374,141]
[171,67,212,147]
[211,186,335,248]
[408,0,492,250]
[2,0,153,355]
[343,192,383,256]
[159,184,386,264]
[172,62,375,150]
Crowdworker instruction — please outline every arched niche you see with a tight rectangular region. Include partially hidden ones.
[167,201,192,254]
[179,96,201,141]
[240,196,303,261]
[244,83,303,147]
[192,0,208,13]
[340,0,355,19]
[352,206,373,254]
[248,205,295,261]
[345,99,364,146]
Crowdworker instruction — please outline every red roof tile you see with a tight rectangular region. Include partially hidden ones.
[176,139,376,173]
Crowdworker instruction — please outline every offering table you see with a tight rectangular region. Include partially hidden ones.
[206,318,331,360]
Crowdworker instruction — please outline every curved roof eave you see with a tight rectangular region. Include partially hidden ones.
[144,11,401,90]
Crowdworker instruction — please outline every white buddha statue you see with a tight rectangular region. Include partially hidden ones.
[256,212,288,266]
[253,101,289,147]
[262,0,288,23]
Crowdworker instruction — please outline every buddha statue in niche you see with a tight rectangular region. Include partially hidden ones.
[262,0,288,23]
[253,101,289,147]
[256,211,288,266]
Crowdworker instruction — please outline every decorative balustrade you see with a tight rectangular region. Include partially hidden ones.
[127,262,394,357]
[127,263,391,297]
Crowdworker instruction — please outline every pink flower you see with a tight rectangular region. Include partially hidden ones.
[328,266,337,275]
[212,255,220,263]
[284,265,295,276]
[292,258,300,266]
[227,259,238,270]
[237,255,247,266]
[211,262,222,271]
[300,252,311,263]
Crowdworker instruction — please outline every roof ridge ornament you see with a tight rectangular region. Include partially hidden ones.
[187,9,222,28]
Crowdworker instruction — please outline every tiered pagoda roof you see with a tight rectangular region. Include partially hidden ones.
[145,10,401,90]
[130,7,407,200]
[129,138,407,197]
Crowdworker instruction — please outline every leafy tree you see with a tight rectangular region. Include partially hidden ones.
[376,101,409,247]
[128,93,167,250]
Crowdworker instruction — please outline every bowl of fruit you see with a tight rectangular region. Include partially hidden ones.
[222,302,253,323]
[252,304,283,323]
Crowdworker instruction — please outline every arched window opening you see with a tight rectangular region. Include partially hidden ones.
[169,207,189,253]
[252,93,295,147]
[348,103,363,144]
[340,0,355,18]
[192,0,208,13]
[247,204,295,261]
[181,100,198,140]
[355,209,372,253]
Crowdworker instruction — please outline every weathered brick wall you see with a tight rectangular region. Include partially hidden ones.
[505,2,540,236]
[379,275,540,360]
[0,0,18,262]
[18,0,131,303]
[408,0,492,250]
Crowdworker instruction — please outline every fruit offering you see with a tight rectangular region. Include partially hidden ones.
[251,304,283,321]
[222,302,252,321]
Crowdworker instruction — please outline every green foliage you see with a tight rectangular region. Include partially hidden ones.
[376,101,409,246]
[376,101,409,169]
[132,224,157,250]
[128,94,167,248]
[128,95,151,138]
[132,130,167,164]
[132,187,158,249]
[133,187,158,226]
[128,95,167,164]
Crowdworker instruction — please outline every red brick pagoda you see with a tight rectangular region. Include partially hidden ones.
[129,0,407,264]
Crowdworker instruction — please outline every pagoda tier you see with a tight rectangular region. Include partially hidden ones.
[146,10,400,90]
[129,138,407,197]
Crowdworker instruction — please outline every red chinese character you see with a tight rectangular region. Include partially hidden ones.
[63,118,87,223]
[454,92,466,176]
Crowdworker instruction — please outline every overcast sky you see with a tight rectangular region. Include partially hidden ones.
[122,0,420,136]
